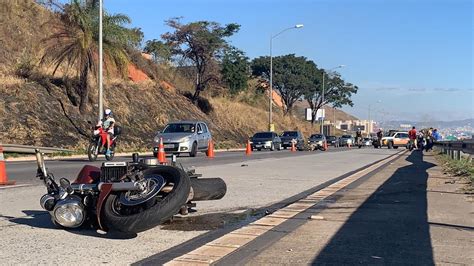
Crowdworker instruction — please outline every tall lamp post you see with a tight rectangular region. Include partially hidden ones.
[269,24,304,131]
[368,100,382,137]
[98,0,104,120]
[320,65,345,134]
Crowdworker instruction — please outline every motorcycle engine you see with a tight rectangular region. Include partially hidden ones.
[100,162,128,182]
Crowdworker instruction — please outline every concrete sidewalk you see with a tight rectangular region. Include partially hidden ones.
[220,151,473,265]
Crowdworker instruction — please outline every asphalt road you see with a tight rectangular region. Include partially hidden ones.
[0,148,400,264]
[5,147,352,184]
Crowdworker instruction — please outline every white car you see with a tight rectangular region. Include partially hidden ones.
[153,121,212,157]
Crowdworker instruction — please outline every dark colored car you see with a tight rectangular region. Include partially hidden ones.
[250,132,282,151]
[280,131,305,151]
[326,135,340,147]
[339,134,354,147]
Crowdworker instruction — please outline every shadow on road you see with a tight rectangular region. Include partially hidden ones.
[313,151,436,265]
[2,210,137,239]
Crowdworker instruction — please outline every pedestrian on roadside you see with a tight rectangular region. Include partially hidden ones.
[432,129,441,141]
[408,126,418,150]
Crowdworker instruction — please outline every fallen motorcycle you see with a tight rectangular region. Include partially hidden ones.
[35,150,226,233]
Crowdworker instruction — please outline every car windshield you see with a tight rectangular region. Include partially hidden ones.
[310,134,323,139]
[341,135,352,138]
[281,131,298,137]
[163,123,195,133]
[253,132,273,138]
[327,136,336,140]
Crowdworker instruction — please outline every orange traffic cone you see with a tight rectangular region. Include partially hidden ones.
[324,141,328,151]
[290,141,297,152]
[348,141,351,149]
[157,137,167,164]
[0,145,15,186]
[245,139,252,156]
[206,139,215,158]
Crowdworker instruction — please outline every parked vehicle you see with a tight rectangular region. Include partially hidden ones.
[308,134,327,151]
[362,138,372,146]
[326,135,339,147]
[339,135,354,147]
[280,131,305,150]
[88,124,122,162]
[251,132,282,151]
[35,150,226,233]
[153,121,211,157]
[381,131,410,149]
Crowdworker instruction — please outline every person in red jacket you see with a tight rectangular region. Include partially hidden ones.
[408,126,417,149]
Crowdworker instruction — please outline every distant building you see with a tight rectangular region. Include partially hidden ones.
[331,120,375,135]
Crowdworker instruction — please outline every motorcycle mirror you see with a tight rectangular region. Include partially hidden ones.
[59,178,73,194]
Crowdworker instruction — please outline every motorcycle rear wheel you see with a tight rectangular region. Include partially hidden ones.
[101,165,191,233]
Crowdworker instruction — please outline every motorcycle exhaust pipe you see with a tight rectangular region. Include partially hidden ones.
[189,178,227,201]
[71,182,143,192]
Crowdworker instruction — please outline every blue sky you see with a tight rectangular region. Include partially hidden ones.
[103,0,473,122]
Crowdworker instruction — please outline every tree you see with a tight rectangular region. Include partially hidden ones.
[221,46,249,94]
[162,18,240,103]
[304,71,358,125]
[251,54,315,115]
[41,0,138,113]
[144,39,172,64]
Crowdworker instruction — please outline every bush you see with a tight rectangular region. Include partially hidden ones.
[182,91,214,114]
[15,53,37,78]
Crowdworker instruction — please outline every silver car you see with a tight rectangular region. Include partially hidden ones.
[153,121,212,157]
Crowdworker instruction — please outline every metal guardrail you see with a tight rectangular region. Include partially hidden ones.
[434,139,474,160]
[0,144,73,154]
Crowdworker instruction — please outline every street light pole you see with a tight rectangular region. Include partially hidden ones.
[320,65,345,135]
[269,24,303,132]
[98,0,104,120]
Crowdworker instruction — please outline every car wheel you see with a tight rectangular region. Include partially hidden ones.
[257,148,262,151]
[189,142,198,157]
[394,146,399,149]
[387,141,393,149]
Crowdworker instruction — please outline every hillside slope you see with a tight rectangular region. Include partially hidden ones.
[0,1,357,150]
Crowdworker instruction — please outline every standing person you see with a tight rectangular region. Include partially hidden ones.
[97,108,115,155]
[425,127,434,151]
[432,128,441,141]
[408,126,418,150]
[376,129,383,148]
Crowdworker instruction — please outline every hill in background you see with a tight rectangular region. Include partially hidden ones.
[0,0,358,151]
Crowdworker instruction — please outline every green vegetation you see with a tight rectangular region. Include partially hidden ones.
[251,55,358,119]
[221,47,250,95]
[161,18,240,103]
[41,0,142,113]
[436,153,474,192]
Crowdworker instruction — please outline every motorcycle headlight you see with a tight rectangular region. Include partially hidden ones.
[53,196,85,228]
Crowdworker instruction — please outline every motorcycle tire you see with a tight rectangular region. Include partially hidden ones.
[101,165,191,233]
[87,142,98,162]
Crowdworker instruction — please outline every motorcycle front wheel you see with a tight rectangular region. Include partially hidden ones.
[101,165,191,233]
[87,142,98,162]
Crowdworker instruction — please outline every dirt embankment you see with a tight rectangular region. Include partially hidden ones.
[0,1,355,151]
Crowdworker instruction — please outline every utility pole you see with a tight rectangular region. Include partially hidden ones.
[98,0,104,120]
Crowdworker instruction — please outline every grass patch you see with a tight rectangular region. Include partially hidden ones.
[436,152,474,193]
